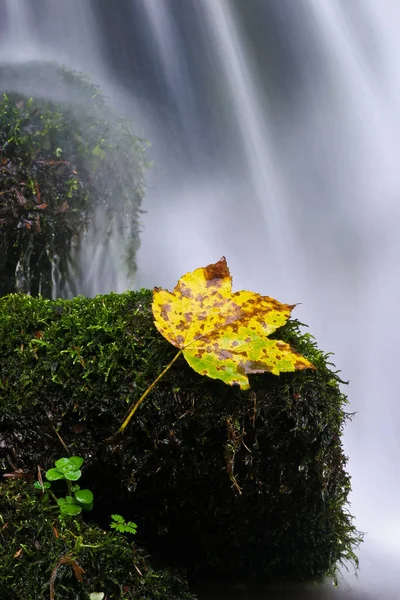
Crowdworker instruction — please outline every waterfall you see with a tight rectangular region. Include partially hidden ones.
[201,0,290,242]
[3,0,35,55]
[1,0,103,72]
[303,0,400,539]
[138,0,199,142]
[1,1,400,597]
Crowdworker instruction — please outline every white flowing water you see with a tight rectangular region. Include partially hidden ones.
[3,0,33,50]
[1,0,102,71]
[1,1,400,597]
[201,0,290,253]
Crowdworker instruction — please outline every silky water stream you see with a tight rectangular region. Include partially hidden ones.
[0,1,399,597]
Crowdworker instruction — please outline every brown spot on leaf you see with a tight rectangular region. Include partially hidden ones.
[276,341,288,349]
[217,349,233,360]
[245,360,273,373]
[295,359,315,370]
[160,303,171,322]
[179,285,193,299]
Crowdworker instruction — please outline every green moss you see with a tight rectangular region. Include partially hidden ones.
[0,291,362,583]
[0,479,196,600]
[0,62,148,297]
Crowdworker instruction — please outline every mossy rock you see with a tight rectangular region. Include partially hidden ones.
[0,479,196,600]
[0,62,148,297]
[0,291,361,583]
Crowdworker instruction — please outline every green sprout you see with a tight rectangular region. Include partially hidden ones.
[33,456,94,516]
[110,514,137,535]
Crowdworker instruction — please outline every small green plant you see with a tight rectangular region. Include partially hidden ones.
[34,456,94,516]
[110,514,137,535]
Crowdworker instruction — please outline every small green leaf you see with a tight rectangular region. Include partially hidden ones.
[55,457,70,470]
[74,489,93,505]
[68,456,84,470]
[55,457,83,475]
[46,468,64,481]
[57,496,75,507]
[110,514,137,535]
[34,480,51,490]
[90,593,105,600]
[55,147,63,157]
[111,514,124,523]
[71,484,80,492]
[60,504,82,516]
[64,469,81,481]
[92,144,106,159]
[30,339,49,346]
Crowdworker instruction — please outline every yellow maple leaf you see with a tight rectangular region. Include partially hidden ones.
[116,257,314,435]
[152,257,315,389]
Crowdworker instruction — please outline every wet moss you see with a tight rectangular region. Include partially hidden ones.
[0,291,362,584]
[0,62,148,297]
[0,479,196,600]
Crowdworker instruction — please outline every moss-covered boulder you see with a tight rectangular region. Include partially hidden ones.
[0,291,361,583]
[0,62,148,298]
[0,479,196,600]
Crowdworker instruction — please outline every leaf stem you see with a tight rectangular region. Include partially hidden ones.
[117,349,183,435]
[52,426,69,455]
[49,490,59,505]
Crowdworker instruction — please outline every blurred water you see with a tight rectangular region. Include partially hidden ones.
[1,1,400,596]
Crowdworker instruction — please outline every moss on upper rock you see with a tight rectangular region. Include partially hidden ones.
[0,62,148,297]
